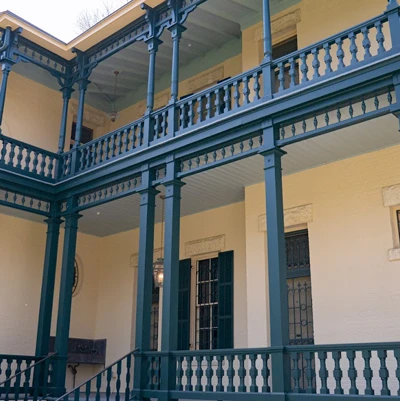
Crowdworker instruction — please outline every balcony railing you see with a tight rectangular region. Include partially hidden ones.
[0,7,397,184]
[138,341,400,400]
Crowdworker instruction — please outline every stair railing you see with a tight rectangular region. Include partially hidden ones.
[54,349,139,401]
[0,352,57,401]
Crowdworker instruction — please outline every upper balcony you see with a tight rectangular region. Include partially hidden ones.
[0,0,399,195]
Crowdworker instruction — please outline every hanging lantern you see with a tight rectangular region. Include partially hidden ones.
[153,195,165,288]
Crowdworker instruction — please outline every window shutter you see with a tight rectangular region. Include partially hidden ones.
[217,250,234,349]
[178,259,191,350]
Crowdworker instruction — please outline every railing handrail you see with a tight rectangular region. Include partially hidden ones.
[0,354,41,360]
[54,348,139,401]
[272,10,391,66]
[0,352,57,386]
[0,133,59,159]
[141,340,400,359]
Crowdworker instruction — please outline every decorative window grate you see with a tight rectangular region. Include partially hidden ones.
[195,257,219,350]
[150,305,159,351]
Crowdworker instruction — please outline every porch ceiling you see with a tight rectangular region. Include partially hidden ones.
[12,0,300,114]
[0,115,398,236]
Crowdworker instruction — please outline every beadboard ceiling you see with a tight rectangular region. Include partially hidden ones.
[2,114,399,237]
[12,0,300,113]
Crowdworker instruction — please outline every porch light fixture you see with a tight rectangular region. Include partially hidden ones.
[107,70,121,123]
[153,195,165,288]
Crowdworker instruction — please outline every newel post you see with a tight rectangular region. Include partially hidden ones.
[53,197,81,395]
[387,0,400,48]
[261,0,274,99]
[133,167,158,399]
[259,125,291,395]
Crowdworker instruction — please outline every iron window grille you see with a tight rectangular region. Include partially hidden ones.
[195,257,219,350]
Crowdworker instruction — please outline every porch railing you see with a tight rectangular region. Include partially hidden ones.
[137,341,400,399]
[0,353,57,401]
[54,349,138,401]
[0,133,58,182]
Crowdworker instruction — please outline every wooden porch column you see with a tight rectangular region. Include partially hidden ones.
[260,126,290,394]
[53,197,81,395]
[262,0,274,98]
[133,168,158,398]
[73,78,89,148]
[160,159,184,401]
[35,203,62,357]
[0,62,11,127]
[262,0,273,60]
[0,27,15,128]
[57,86,73,153]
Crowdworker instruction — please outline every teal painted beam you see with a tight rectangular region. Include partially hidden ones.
[35,202,62,358]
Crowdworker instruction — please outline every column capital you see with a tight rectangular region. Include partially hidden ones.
[262,149,286,170]
[146,37,163,52]
[76,77,90,91]
[138,187,160,207]
[60,86,74,100]
[168,23,186,39]
[1,62,13,74]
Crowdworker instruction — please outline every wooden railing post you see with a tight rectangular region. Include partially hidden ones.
[260,125,291,396]
[261,0,274,99]
[386,0,400,48]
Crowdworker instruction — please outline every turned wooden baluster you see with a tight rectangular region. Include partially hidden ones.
[195,356,203,392]
[312,48,321,79]
[318,351,329,394]
[346,350,359,395]
[362,27,372,59]
[349,32,359,65]
[378,349,390,395]
[227,355,235,392]
[375,20,386,54]
[336,38,346,70]
[332,351,344,394]
[249,354,258,392]
[324,43,333,74]
[238,354,246,392]
[205,356,213,392]
[176,356,184,391]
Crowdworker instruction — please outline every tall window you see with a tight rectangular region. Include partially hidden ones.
[196,257,219,350]
[177,252,234,351]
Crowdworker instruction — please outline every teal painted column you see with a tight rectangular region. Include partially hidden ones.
[160,160,184,401]
[53,198,81,395]
[260,126,290,394]
[57,87,73,153]
[133,168,158,399]
[262,0,273,98]
[73,79,89,148]
[143,38,162,146]
[262,0,272,60]
[386,0,400,49]
[168,24,185,136]
[0,62,12,128]
[35,203,62,357]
